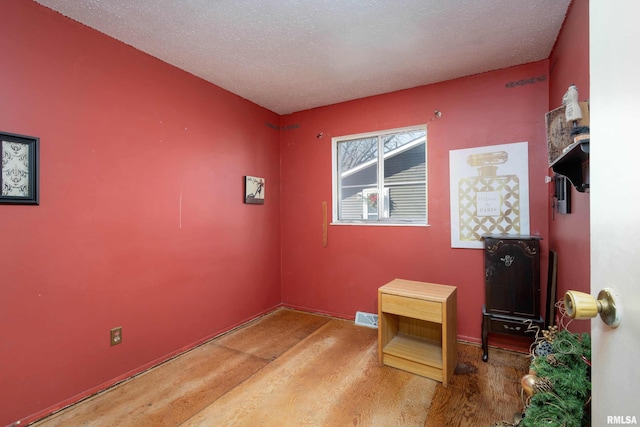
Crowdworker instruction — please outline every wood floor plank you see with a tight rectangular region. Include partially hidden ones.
[216,308,332,361]
[34,343,269,427]
[33,309,329,427]
[425,343,530,427]
[182,318,436,426]
[32,309,529,427]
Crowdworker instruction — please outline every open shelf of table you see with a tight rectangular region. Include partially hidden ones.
[383,333,443,368]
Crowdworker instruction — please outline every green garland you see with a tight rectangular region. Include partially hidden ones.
[521,330,591,427]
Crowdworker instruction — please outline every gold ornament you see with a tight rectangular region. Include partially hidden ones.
[541,325,559,343]
[521,374,554,397]
[521,374,537,396]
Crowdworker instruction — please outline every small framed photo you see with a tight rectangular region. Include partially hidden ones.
[244,176,265,205]
[1,131,39,205]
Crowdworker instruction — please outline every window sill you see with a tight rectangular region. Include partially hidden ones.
[330,221,431,227]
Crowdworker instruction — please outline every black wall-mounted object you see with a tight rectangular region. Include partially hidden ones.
[554,174,571,214]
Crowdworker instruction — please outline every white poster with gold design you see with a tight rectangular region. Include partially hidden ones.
[449,141,530,249]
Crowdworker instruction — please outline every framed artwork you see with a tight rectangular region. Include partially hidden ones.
[546,101,590,165]
[449,141,530,249]
[244,176,265,204]
[545,105,572,165]
[1,131,39,205]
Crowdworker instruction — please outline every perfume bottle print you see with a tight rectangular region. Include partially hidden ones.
[458,151,520,241]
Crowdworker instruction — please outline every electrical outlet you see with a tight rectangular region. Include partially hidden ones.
[110,326,122,346]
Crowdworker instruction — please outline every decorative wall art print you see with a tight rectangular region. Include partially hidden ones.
[244,175,265,205]
[449,141,530,249]
[545,105,572,165]
[1,131,39,205]
[546,101,590,165]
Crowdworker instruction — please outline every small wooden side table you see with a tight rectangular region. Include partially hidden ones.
[378,278,457,387]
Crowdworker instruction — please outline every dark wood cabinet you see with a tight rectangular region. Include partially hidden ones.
[481,235,544,361]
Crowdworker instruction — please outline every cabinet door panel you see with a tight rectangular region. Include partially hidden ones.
[483,237,540,319]
[485,264,511,314]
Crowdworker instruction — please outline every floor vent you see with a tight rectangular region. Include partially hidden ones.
[355,311,379,329]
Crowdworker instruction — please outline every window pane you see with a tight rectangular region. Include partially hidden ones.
[388,184,426,218]
[383,130,425,153]
[337,137,378,220]
[333,126,427,224]
[338,136,378,171]
[383,131,426,220]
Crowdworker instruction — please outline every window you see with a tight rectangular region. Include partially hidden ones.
[332,125,427,225]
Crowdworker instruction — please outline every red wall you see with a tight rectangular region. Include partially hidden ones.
[280,62,551,345]
[547,0,591,334]
[0,0,588,425]
[0,1,281,425]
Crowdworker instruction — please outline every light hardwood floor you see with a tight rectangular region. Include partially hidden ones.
[32,308,529,426]
[426,342,530,426]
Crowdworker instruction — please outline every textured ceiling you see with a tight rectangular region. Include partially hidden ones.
[34,0,571,115]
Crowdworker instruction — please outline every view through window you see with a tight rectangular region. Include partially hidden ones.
[332,126,427,225]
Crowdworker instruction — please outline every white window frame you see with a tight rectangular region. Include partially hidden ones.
[331,124,428,226]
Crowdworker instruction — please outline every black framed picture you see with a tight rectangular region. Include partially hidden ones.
[244,175,265,205]
[1,131,40,205]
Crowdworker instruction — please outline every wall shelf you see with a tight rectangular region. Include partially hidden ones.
[550,140,590,192]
